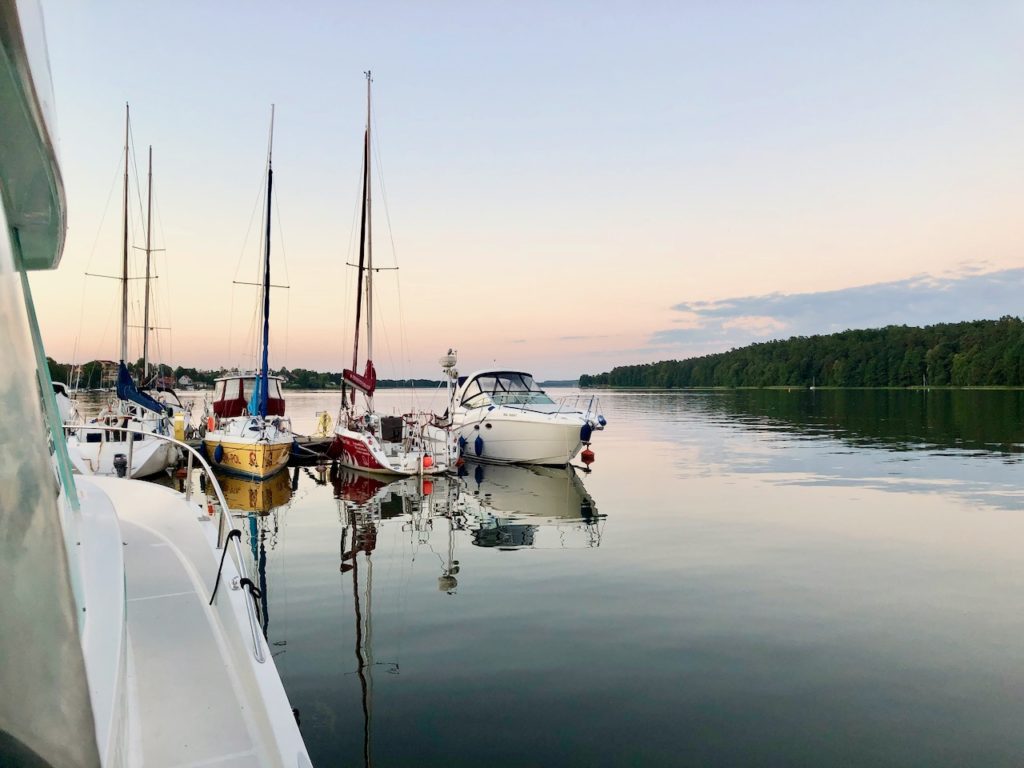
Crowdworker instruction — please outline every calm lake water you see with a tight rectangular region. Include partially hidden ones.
[87,387,1024,766]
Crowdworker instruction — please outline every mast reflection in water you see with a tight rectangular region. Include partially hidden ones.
[209,468,296,641]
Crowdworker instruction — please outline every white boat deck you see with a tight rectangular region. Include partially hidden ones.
[90,477,306,768]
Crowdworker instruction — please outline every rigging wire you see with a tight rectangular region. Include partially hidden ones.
[82,147,125,274]
[229,166,270,368]
[152,184,171,378]
[272,183,292,370]
[371,110,415,398]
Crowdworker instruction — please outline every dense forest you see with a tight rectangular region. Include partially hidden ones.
[580,318,1024,388]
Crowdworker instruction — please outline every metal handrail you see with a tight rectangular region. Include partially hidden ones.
[63,423,267,663]
[554,393,602,420]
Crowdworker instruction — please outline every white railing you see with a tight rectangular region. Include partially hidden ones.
[63,424,266,664]
[555,393,602,421]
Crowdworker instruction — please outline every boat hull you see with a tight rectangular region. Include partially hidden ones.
[330,429,447,476]
[453,414,586,465]
[203,436,291,479]
[67,434,179,478]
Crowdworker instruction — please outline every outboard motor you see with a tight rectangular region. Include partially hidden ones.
[113,453,128,478]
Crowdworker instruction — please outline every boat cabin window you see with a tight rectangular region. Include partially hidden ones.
[237,377,282,402]
[214,380,227,401]
[461,372,555,408]
[460,380,489,409]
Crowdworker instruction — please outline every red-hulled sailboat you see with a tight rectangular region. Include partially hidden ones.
[327,72,455,476]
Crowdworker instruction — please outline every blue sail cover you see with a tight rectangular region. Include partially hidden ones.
[116,362,165,414]
[247,376,263,417]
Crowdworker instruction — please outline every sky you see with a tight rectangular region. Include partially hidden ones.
[27,1,1024,379]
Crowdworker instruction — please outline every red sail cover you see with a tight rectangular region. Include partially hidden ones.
[344,360,377,395]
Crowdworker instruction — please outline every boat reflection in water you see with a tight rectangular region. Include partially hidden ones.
[209,468,297,641]
[215,466,293,515]
[331,462,602,766]
[333,461,603,556]
[456,461,603,549]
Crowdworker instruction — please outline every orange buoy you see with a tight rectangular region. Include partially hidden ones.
[422,479,434,496]
[423,454,434,469]
[207,415,215,432]
[581,447,595,466]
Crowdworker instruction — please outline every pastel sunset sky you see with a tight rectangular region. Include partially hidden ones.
[28,1,1024,379]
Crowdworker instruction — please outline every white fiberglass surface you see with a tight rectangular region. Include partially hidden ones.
[0,203,99,764]
[90,476,309,766]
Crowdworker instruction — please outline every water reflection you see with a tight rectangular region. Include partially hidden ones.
[209,469,297,642]
[332,462,604,555]
[327,464,603,767]
[607,389,1024,511]
[215,467,294,514]
[668,388,1024,455]
[456,462,603,549]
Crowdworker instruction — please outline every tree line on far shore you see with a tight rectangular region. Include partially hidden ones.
[579,317,1024,389]
[46,358,444,390]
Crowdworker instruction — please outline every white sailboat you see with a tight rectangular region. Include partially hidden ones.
[328,72,456,476]
[0,5,310,763]
[65,106,179,478]
[203,107,293,479]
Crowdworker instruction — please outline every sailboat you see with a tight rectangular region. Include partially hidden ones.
[65,105,180,478]
[136,144,188,427]
[328,72,456,476]
[203,107,293,479]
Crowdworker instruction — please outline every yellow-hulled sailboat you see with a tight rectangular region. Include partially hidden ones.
[204,109,291,478]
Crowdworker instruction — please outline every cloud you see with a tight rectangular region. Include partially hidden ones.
[721,315,787,334]
[653,267,1024,350]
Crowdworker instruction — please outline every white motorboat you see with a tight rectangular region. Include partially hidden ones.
[328,73,456,476]
[446,365,607,466]
[203,110,292,479]
[0,6,311,764]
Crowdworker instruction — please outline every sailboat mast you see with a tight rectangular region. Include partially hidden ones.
[350,126,368,386]
[362,72,374,370]
[142,145,153,386]
[119,103,130,367]
[259,106,275,420]
[364,71,374,411]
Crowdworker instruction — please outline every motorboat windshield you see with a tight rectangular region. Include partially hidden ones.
[459,371,557,409]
